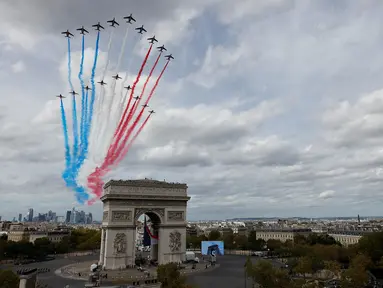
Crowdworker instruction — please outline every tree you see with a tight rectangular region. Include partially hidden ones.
[223,233,235,250]
[293,256,312,279]
[157,263,189,288]
[251,260,291,288]
[247,231,266,251]
[208,230,221,241]
[358,231,383,263]
[340,254,371,288]
[0,270,19,288]
[324,260,341,279]
[234,235,248,250]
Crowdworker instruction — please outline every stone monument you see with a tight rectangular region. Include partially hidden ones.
[99,179,190,270]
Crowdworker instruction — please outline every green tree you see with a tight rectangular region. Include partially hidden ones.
[247,231,266,251]
[358,231,383,263]
[157,263,189,288]
[251,260,291,288]
[234,235,248,250]
[293,256,312,279]
[0,270,19,288]
[340,254,371,288]
[208,230,221,241]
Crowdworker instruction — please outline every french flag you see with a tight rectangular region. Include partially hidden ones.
[143,217,158,246]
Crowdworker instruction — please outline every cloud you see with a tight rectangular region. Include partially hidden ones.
[2,0,383,221]
[11,60,26,73]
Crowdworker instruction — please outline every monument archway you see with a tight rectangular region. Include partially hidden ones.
[99,179,190,270]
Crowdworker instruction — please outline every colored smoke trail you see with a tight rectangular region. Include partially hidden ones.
[82,31,100,162]
[116,26,130,72]
[113,60,170,163]
[119,34,141,109]
[115,114,152,165]
[86,114,152,202]
[114,44,153,141]
[126,52,162,125]
[71,95,79,162]
[59,98,71,183]
[67,38,74,91]
[90,30,114,162]
[78,35,86,157]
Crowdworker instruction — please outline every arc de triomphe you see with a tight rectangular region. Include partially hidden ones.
[99,179,190,270]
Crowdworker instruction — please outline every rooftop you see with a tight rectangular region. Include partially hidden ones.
[104,179,188,189]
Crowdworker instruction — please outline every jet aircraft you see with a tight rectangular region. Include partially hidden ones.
[135,25,147,34]
[107,17,119,27]
[148,35,158,44]
[133,96,140,100]
[92,22,105,31]
[165,54,174,60]
[112,74,122,80]
[61,30,74,38]
[98,80,107,86]
[85,86,92,91]
[149,110,155,114]
[124,14,136,24]
[56,94,65,99]
[142,104,149,108]
[157,45,167,52]
[76,26,89,35]
[69,90,78,96]
[124,85,131,90]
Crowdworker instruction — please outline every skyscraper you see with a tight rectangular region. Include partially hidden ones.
[28,208,33,222]
[18,214,22,222]
[66,210,71,223]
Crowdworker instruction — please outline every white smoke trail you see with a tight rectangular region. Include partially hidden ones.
[119,33,142,104]
[88,29,115,165]
[95,26,131,164]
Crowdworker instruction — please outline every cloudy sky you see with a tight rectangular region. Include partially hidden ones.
[2,0,383,221]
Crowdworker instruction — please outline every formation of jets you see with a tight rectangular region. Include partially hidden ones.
[59,14,172,113]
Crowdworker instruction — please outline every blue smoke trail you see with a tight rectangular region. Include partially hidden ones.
[59,99,71,184]
[78,35,86,158]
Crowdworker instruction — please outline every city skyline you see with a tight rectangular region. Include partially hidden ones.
[2,1,383,219]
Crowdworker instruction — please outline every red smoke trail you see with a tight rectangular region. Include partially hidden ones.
[86,59,170,203]
[128,53,162,124]
[109,52,162,163]
[115,114,152,164]
[86,114,152,205]
[114,44,153,138]
[110,59,170,164]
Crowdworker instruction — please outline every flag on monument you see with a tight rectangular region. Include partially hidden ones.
[143,217,158,246]
[143,217,151,246]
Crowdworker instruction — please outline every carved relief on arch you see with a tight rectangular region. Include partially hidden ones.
[134,208,165,223]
